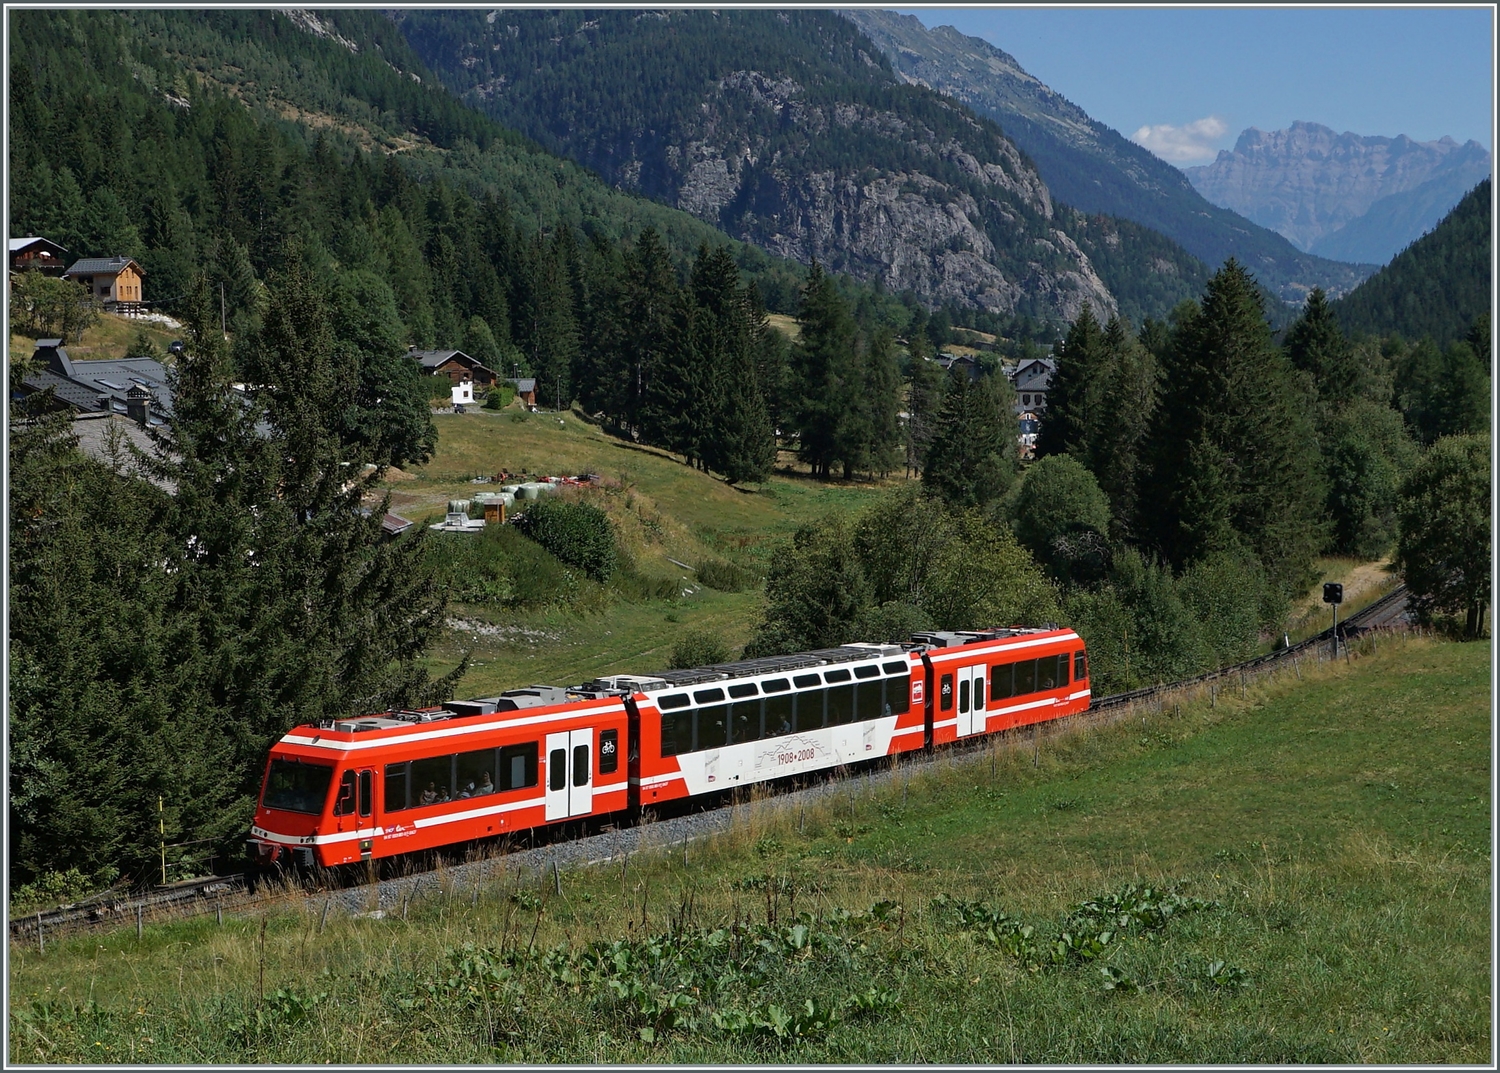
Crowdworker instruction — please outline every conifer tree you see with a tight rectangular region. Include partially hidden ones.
[1141,260,1325,594]
[1036,301,1104,461]
[904,343,945,478]
[921,367,1019,510]
[861,327,903,478]
[1090,315,1158,542]
[789,262,860,479]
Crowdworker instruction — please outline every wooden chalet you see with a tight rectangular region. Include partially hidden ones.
[407,347,499,386]
[62,255,145,312]
[9,237,69,281]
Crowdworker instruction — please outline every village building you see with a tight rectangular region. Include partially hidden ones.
[507,377,538,408]
[9,236,69,281]
[1009,357,1056,416]
[14,339,173,426]
[407,347,499,386]
[61,255,145,312]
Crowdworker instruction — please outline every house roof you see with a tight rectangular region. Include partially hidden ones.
[1012,359,1055,392]
[63,256,143,277]
[30,342,173,420]
[408,348,473,369]
[10,237,68,256]
[509,378,537,393]
[13,368,106,413]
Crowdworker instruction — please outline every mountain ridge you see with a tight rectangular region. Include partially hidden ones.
[395,8,1209,326]
[1186,120,1492,262]
[841,8,1377,302]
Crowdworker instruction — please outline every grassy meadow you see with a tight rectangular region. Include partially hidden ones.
[8,634,1489,1063]
[393,405,895,696]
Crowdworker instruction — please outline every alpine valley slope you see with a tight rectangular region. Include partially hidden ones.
[844,8,1376,302]
[394,8,1210,327]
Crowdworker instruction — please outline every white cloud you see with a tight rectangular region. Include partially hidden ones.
[1130,115,1230,164]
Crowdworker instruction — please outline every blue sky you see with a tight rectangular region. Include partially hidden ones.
[893,7,1495,165]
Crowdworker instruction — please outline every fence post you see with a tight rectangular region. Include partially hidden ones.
[37,912,44,954]
[136,905,144,940]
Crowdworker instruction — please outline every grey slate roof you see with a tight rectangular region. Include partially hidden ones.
[408,348,471,370]
[509,378,537,394]
[63,256,142,276]
[23,342,173,424]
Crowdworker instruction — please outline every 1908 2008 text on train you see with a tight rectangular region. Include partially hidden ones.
[248,627,1089,868]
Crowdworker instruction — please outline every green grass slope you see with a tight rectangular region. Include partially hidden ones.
[9,636,1487,1063]
[388,406,895,696]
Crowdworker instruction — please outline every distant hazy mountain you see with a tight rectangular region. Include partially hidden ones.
[1185,122,1492,264]
[397,9,1211,326]
[842,8,1375,302]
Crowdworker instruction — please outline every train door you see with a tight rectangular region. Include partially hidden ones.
[955,664,986,737]
[964,664,988,736]
[545,729,594,820]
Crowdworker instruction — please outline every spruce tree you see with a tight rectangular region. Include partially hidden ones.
[921,367,1019,510]
[861,327,902,478]
[1091,315,1158,542]
[1142,259,1325,595]
[1036,301,1104,461]
[1284,287,1361,420]
[789,262,860,479]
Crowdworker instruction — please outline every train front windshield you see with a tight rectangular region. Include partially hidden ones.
[262,758,335,814]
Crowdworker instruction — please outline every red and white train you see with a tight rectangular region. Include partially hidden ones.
[248,627,1089,868]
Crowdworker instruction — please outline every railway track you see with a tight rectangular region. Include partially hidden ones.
[10,584,1409,946]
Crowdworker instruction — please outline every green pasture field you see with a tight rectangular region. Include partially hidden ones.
[393,407,894,697]
[9,635,1489,1064]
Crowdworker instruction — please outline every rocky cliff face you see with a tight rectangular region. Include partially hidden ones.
[843,9,1378,300]
[396,10,1128,324]
[1185,122,1492,259]
[646,68,1113,322]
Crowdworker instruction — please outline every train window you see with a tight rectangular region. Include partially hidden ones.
[991,663,1014,700]
[1056,653,1071,686]
[456,749,494,798]
[334,770,357,816]
[411,755,451,805]
[940,673,954,712]
[698,705,729,750]
[1037,656,1059,691]
[975,672,986,707]
[358,771,373,817]
[793,673,822,689]
[1074,650,1088,681]
[660,709,693,757]
[694,687,726,704]
[827,684,855,725]
[549,749,566,791]
[732,702,761,743]
[854,664,880,680]
[824,668,852,683]
[572,744,590,787]
[384,762,410,813]
[958,678,970,714]
[764,692,795,737]
[599,730,619,774]
[881,661,908,675]
[1014,660,1036,695]
[660,693,690,710]
[262,759,334,815]
[884,675,911,716]
[796,689,825,733]
[728,682,759,699]
[762,678,790,693]
[500,743,539,789]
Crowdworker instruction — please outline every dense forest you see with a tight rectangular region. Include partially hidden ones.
[1333,179,1492,348]
[397,8,1210,327]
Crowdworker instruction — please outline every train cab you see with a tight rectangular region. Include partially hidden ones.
[915,628,1089,746]
[248,689,631,869]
